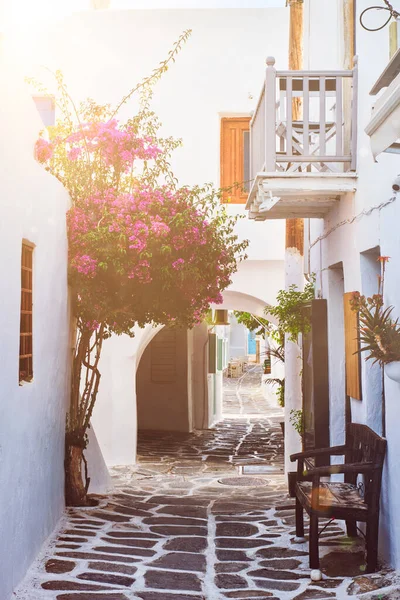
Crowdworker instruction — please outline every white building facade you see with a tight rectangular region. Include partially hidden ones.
[9,0,400,591]
[309,0,400,570]
[245,0,400,570]
[0,51,71,598]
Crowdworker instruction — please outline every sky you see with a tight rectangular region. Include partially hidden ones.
[0,0,286,32]
[113,0,286,6]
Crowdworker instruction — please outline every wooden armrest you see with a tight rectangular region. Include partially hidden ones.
[290,445,347,462]
[305,462,374,477]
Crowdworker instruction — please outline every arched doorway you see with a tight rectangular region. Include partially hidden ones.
[90,293,281,474]
[136,326,193,433]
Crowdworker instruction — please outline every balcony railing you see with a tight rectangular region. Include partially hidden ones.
[250,57,358,180]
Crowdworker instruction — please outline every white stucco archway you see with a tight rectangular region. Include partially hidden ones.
[211,290,278,325]
[90,323,163,470]
[89,288,282,480]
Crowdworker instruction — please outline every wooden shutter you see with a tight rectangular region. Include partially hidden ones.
[151,328,177,383]
[302,299,330,460]
[344,292,362,400]
[19,243,34,382]
[208,333,217,374]
[220,117,251,203]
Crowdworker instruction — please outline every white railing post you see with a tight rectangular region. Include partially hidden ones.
[319,76,326,156]
[303,76,309,155]
[286,76,293,157]
[351,55,358,172]
[265,56,277,172]
[336,75,343,157]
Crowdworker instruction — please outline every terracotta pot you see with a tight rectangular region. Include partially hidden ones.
[385,360,400,383]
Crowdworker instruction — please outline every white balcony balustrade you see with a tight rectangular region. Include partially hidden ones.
[247,57,358,220]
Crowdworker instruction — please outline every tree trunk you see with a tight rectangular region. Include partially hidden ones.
[65,443,88,506]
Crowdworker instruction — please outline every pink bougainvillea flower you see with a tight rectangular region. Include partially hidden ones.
[35,111,247,336]
[71,254,98,277]
[85,320,100,331]
[172,258,185,270]
[35,138,53,163]
[67,147,82,161]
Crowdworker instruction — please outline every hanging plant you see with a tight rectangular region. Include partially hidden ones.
[350,257,400,366]
[264,377,285,407]
[262,338,285,406]
[233,311,270,338]
[268,277,315,343]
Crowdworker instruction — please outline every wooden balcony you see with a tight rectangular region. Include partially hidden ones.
[246,57,358,220]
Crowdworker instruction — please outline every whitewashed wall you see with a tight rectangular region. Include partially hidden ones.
[307,0,400,569]
[229,314,248,358]
[25,8,288,469]
[92,320,215,465]
[91,325,161,466]
[0,56,70,598]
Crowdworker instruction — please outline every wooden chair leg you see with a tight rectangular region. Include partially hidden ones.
[295,497,304,538]
[309,512,320,569]
[366,515,379,573]
[346,520,358,538]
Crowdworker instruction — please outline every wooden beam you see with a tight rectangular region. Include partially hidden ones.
[287,0,304,120]
[343,0,355,163]
[343,0,355,70]
[286,0,304,252]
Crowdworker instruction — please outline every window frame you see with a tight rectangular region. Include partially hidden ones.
[19,241,34,384]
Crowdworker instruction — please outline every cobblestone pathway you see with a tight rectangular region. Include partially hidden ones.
[222,366,276,416]
[15,371,400,600]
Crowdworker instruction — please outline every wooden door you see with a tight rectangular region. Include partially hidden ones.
[302,299,330,465]
[220,117,251,203]
[343,292,362,400]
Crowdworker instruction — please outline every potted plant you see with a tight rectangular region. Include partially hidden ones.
[350,257,400,382]
[268,278,315,343]
[286,409,305,497]
[262,337,285,409]
[263,354,271,374]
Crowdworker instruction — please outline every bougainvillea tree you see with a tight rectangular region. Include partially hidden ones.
[33,31,248,505]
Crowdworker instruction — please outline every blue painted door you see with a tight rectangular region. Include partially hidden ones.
[248,330,256,354]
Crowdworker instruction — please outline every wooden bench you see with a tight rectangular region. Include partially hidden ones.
[290,423,387,573]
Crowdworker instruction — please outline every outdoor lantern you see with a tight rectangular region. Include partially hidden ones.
[213,309,230,326]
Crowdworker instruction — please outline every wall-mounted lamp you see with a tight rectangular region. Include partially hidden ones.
[213,309,230,326]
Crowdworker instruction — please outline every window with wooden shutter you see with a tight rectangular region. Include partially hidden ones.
[19,243,34,383]
[344,291,362,400]
[220,117,251,203]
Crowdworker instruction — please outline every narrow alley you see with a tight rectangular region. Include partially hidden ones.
[15,369,400,600]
